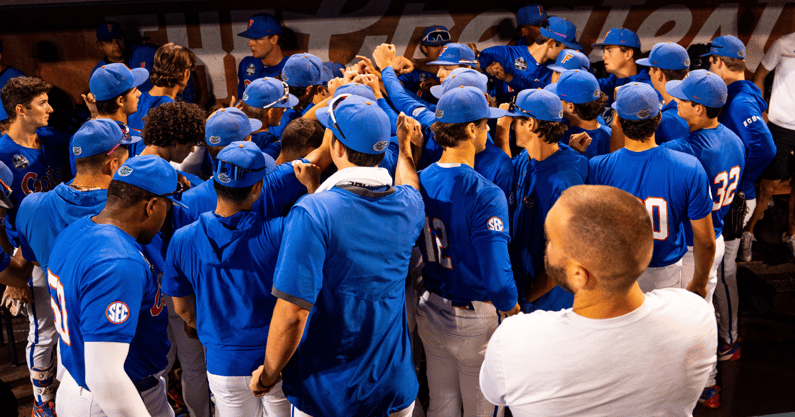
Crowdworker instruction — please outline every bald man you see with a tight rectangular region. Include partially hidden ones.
[480,184,717,417]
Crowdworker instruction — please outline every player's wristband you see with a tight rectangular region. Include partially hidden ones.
[257,372,281,391]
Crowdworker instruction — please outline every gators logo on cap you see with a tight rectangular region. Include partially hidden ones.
[209,136,222,145]
[435,109,444,119]
[738,49,746,58]
[373,141,388,152]
[218,173,231,184]
[118,166,133,176]
[249,19,254,29]
[72,146,82,156]
[558,110,564,119]
[242,93,249,101]
[637,109,651,119]
[561,53,573,63]
[592,89,599,98]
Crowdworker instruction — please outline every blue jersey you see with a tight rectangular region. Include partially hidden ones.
[662,124,746,242]
[163,211,283,376]
[656,100,689,144]
[562,124,611,159]
[17,184,107,270]
[251,130,279,153]
[262,141,281,160]
[171,161,307,231]
[127,92,173,155]
[47,216,169,389]
[589,146,712,266]
[479,46,553,100]
[598,69,658,106]
[397,68,439,104]
[719,80,776,200]
[0,66,25,91]
[510,144,587,309]
[273,183,424,417]
[237,55,288,100]
[377,136,400,179]
[419,163,517,311]
[269,103,314,139]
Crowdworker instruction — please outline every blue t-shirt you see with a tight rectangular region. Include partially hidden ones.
[509,144,587,309]
[0,66,25,91]
[598,69,658,106]
[479,45,553,100]
[419,163,517,311]
[126,91,174,155]
[17,184,107,270]
[661,125,747,242]
[590,146,713,265]
[655,100,689,144]
[48,216,169,389]
[237,55,289,100]
[163,211,283,376]
[562,124,611,159]
[719,80,776,201]
[171,161,307,231]
[273,183,424,417]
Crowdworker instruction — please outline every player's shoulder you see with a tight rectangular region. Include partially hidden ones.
[644,288,715,325]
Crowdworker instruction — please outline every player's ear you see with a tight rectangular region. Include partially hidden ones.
[569,262,592,292]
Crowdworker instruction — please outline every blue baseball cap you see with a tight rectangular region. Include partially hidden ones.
[430,68,488,98]
[548,49,590,73]
[0,161,13,209]
[214,141,276,188]
[238,13,282,39]
[205,108,262,147]
[96,22,124,42]
[334,83,377,101]
[611,82,661,120]
[0,98,7,122]
[435,86,506,123]
[316,94,391,155]
[665,69,728,108]
[320,65,335,86]
[540,17,583,51]
[543,83,558,93]
[636,42,690,70]
[517,4,547,27]
[507,89,563,121]
[592,28,641,49]
[702,35,746,59]
[72,119,141,159]
[243,77,298,109]
[421,25,452,46]
[550,69,600,104]
[282,53,325,88]
[90,63,149,101]
[324,61,345,79]
[113,155,187,208]
[427,43,478,67]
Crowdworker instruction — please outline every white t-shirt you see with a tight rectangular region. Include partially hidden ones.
[761,32,795,131]
[479,288,717,417]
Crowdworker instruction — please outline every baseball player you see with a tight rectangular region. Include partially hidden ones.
[0,160,36,289]
[412,86,519,417]
[239,77,299,155]
[237,13,289,100]
[48,155,183,416]
[547,48,590,83]
[588,83,715,299]
[396,25,451,102]
[138,101,206,186]
[273,117,325,165]
[0,39,25,91]
[592,28,656,109]
[164,142,317,416]
[270,53,328,138]
[0,76,71,417]
[90,22,158,94]
[249,96,423,417]
[662,69,747,408]
[552,69,611,159]
[635,42,691,145]
[707,35,776,362]
[514,4,548,47]
[496,87,588,313]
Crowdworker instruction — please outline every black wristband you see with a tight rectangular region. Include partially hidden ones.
[257,372,281,391]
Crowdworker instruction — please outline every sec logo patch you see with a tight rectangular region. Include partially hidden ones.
[106,301,130,324]
[487,216,504,232]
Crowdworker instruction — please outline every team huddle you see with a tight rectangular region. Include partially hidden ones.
[1,3,794,417]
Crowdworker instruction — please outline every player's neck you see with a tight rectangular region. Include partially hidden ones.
[215,198,253,218]
[525,139,559,162]
[97,112,127,124]
[149,85,179,100]
[688,117,719,132]
[439,141,477,167]
[261,49,284,67]
[275,149,304,165]
[71,172,112,190]
[92,207,142,240]
[660,89,675,106]
[611,62,638,80]
[723,71,745,86]
[573,282,646,319]
[140,145,171,161]
[6,122,40,149]
[568,114,599,130]
[526,44,549,65]
[624,136,657,152]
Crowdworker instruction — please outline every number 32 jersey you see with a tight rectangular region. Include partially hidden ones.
[589,147,713,267]
[47,216,169,389]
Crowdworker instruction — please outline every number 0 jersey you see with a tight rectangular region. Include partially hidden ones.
[47,216,169,389]
[589,147,712,267]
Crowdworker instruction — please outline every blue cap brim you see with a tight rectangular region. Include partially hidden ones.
[168,195,188,209]
[540,28,582,50]
[277,94,300,108]
[249,118,263,132]
[487,107,508,119]
[430,85,444,99]
[635,58,652,67]
[130,68,149,89]
[121,135,143,145]
[427,59,477,67]
[664,80,688,101]
[547,65,567,73]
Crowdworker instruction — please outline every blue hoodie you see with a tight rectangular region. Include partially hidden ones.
[718,80,776,201]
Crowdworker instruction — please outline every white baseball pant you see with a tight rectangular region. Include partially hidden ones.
[26,265,58,403]
[164,296,211,417]
[716,198,755,344]
[636,259,683,292]
[55,370,174,417]
[207,372,290,416]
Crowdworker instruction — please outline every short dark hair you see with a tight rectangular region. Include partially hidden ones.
[431,119,486,149]
[0,120,9,134]
[150,43,196,88]
[571,91,608,121]
[213,179,257,204]
[240,102,268,121]
[534,34,561,48]
[281,118,324,156]
[517,117,568,143]
[106,180,157,208]
[142,101,206,147]
[710,55,745,72]
[618,112,662,140]
[1,77,52,121]
[331,136,384,167]
[74,145,127,174]
[95,88,133,115]
[690,101,722,119]
[658,67,688,82]
[618,45,642,61]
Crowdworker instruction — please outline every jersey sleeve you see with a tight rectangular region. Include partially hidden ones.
[79,259,147,344]
[14,197,38,263]
[761,39,783,71]
[272,205,326,310]
[377,98,399,137]
[381,66,426,117]
[470,187,517,311]
[687,161,713,221]
[727,98,776,187]
[162,231,194,298]
[259,162,308,218]
[477,46,500,69]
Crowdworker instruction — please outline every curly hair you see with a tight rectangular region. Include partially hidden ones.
[150,43,196,88]
[142,101,206,147]
[572,91,608,122]
[1,77,52,121]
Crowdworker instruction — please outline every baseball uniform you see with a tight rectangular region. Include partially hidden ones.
[126,91,173,154]
[237,56,288,100]
[655,100,689,144]
[91,43,158,93]
[0,66,25,91]
[561,124,611,159]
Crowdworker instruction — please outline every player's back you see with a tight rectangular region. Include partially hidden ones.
[562,124,611,159]
[656,101,689,144]
[589,147,712,267]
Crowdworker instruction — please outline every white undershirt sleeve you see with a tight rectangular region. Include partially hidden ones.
[85,341,151,416]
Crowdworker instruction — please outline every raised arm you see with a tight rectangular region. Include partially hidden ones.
[395,113,422,191]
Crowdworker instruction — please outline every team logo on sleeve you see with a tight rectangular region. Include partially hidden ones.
[72,146,82,156]
[373,140,388,152]
[118,166,133,176]
[106,301,130,324]
[514,57,527,71]
[487,216,505,232]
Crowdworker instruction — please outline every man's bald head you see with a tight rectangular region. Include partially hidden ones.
[548,184,653,292]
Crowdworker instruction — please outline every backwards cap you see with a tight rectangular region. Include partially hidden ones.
[316,94,391,155]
